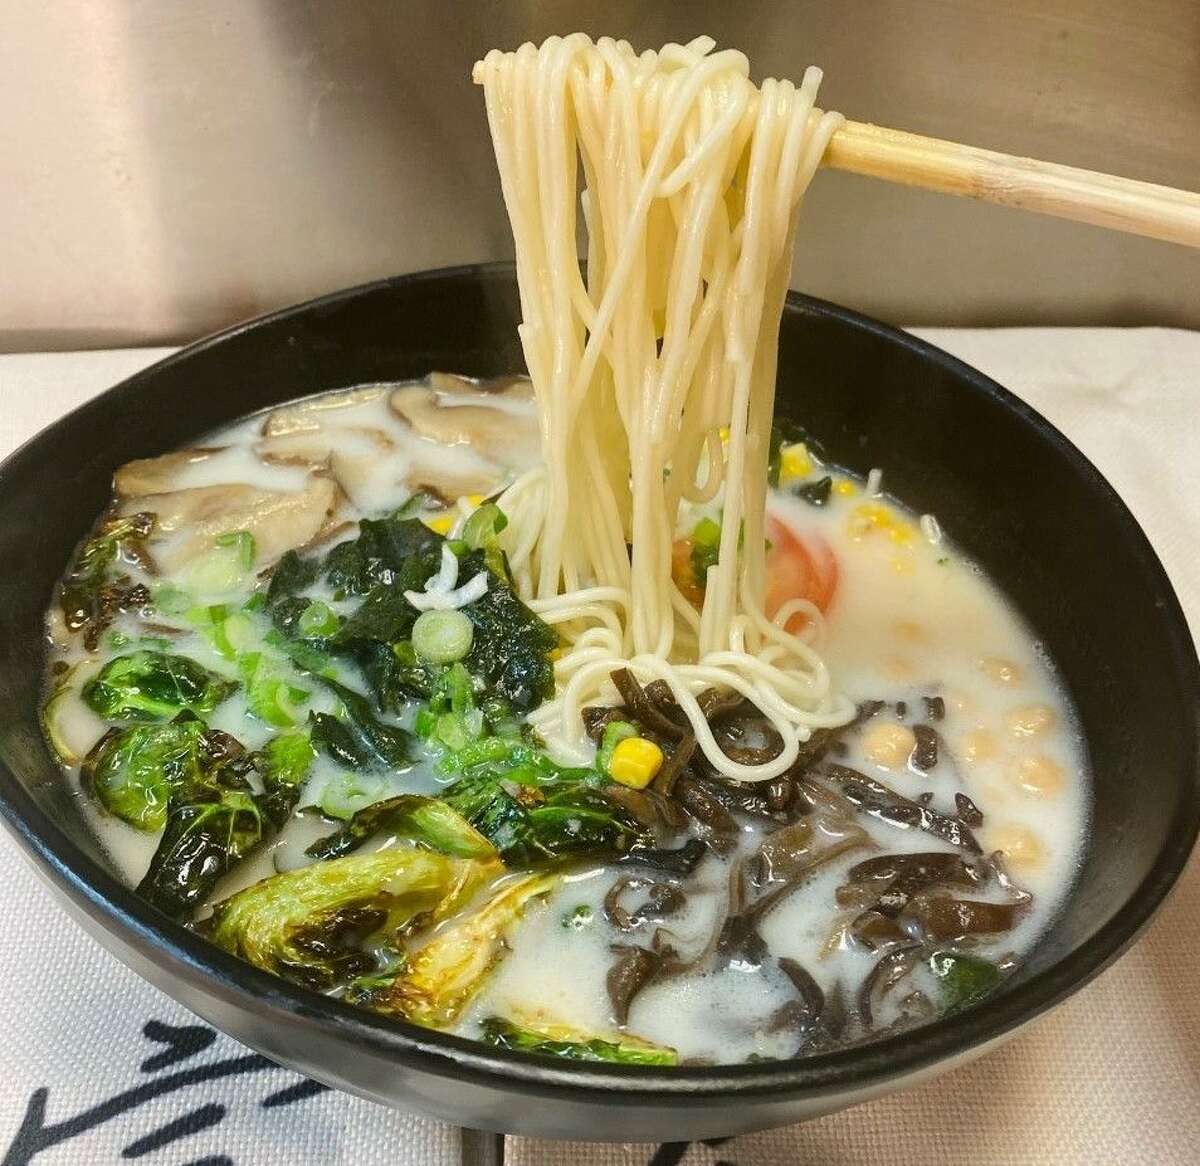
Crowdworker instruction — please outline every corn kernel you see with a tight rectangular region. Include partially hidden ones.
[609,737,664,788]
[424,513,455,535]
[778,443,813,482]
[833,478,857,497]
[464,493,485,508]
[849,502,895,539]
[887,522,917,547]
[718,425,731,443]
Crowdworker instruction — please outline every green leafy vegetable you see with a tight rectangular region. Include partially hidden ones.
[263,628,336,676]
[82,651,236,723]
[479,1017,677,1065]
[305,794,497,861]
[82,716,308,916]
[107,631,174,652]
[927,949,1002,1012]
[256,732,316,828]
[135,724,270,918]
[59,511,156,650]
[209,848,501,989]
[152,582,193,616]
[442,768,648,866]
[238,652,310,728]
[81,719,206,831]
[415,663,487,752]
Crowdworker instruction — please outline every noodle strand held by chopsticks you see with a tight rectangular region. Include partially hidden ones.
[475,35,855,780]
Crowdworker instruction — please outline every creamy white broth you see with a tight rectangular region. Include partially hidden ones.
[461,484,1088,1062]
[43,378,1088,1066]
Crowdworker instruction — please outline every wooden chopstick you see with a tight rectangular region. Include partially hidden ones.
[824,120,1200,248]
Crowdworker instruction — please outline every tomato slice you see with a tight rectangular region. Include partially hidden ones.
[765,515,838,629]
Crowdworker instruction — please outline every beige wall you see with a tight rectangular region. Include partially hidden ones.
[3,1,1198,351]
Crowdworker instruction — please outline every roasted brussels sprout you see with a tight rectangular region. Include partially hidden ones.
[479,1016,676,1065]
[383,872,558,1026]
[209,848,502,989]
[82,651,236,723]
[306,795,497,862]
[82,719,206,831]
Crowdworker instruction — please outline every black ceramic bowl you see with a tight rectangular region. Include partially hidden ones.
[0,266,1196,1141]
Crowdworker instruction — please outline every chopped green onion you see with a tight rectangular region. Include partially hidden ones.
[152,582,193,616]
[562,904,594,930]
[412,609,474,664]
[298,600,339,638]
[597,720,638,776]
[215,529,257,569]
[692,516,721,548]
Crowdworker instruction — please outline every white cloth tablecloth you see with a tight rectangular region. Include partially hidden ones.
[0,329,1196,1165]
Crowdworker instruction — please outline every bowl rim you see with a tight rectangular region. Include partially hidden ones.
[1,261,1197,1102]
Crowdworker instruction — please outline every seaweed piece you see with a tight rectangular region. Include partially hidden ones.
[793,476,833,507]
[324,514,444,597]
[266,549,322,603]
[311,678,412,770]
[459,549,557,711]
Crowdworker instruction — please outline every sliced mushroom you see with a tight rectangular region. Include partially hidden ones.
[119,475,337,569]
[261,386,388,437]
[389,379,539,466]
[114,448,225,498]
[254,426,396,509]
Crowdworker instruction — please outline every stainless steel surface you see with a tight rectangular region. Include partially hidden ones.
[2,1,1198,351]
